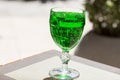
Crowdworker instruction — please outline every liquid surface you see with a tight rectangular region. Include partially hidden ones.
[50,11,85,52]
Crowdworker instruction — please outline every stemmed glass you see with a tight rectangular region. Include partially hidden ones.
[49,7,85,80]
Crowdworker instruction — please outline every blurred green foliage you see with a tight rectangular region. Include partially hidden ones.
[85,0,120,37]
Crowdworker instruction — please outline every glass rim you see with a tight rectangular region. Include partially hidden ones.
[50,7,85,13]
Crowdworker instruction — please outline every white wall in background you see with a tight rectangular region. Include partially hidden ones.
[0,0,92,65]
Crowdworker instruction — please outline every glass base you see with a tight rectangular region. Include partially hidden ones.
[49,67,80,80]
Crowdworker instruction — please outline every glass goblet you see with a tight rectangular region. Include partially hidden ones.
[49,7,85,80]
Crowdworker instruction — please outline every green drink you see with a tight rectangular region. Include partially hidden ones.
[50,11,85,52]
[49,7,85,80]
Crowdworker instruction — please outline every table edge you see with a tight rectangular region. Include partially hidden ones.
[0,50,119,75]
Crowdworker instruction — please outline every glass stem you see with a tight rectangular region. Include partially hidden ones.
[60,51,71,73]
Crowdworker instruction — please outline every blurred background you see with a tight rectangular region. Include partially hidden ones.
[0,0,92,65]
[0,0,120,69]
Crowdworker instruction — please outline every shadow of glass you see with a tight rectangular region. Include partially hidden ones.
[43,77,73,80]
[43,77,57,80]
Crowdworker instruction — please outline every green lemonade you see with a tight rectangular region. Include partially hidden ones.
[50,11,85,52]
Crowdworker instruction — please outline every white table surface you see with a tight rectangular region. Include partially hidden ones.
[0,50,119,80]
